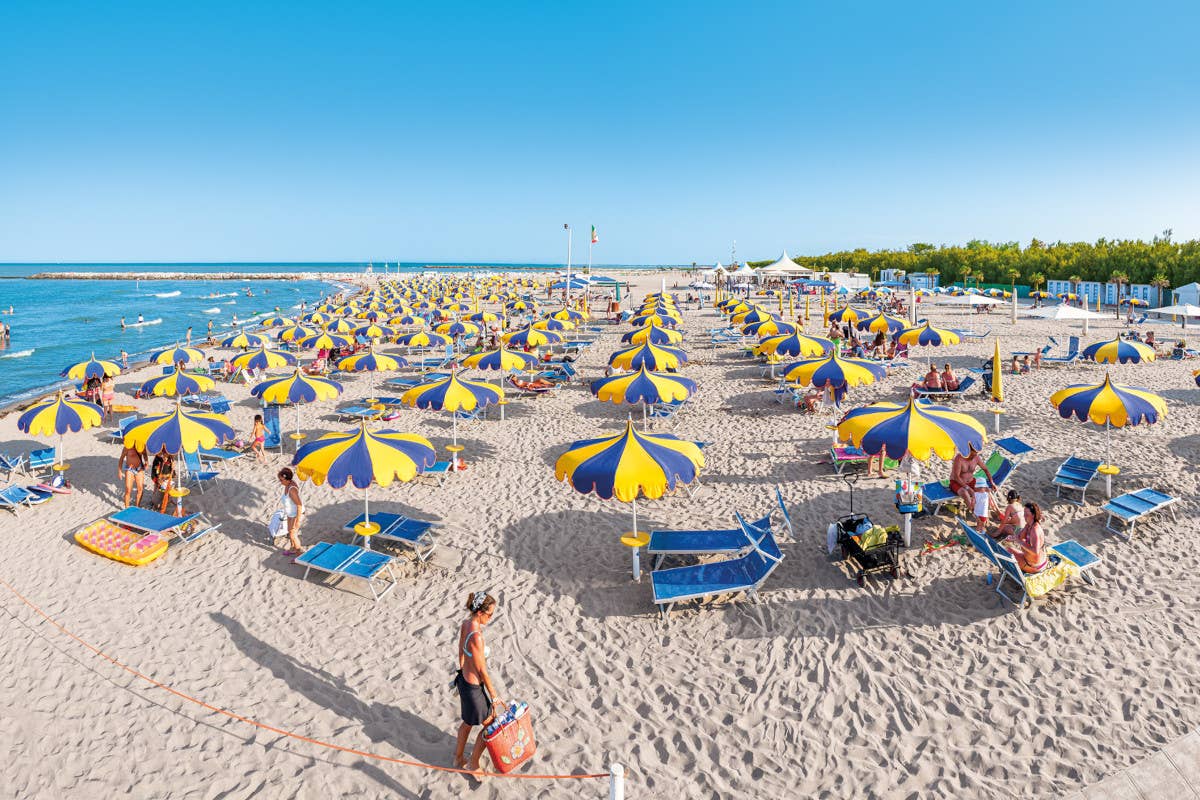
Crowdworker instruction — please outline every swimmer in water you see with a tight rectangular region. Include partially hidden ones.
[121,317,126,330]
[137,313,144,324]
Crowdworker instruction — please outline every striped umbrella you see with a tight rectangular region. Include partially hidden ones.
[856,312,908,336]
[590,365,696,428]
[621,324,684,346]
[629,312,680,328]
[1081,337,1156,365]
[151,344,205,366]
[1050,374,1167,468]
[436,320,481,338]
[251,368,344,441]
[122,400,236,455]
[337,347,406,373]
[550,307,587,322]
[259,315,294,328]
[731,307,774,326]
[1030,291,1050,299]
[828,306,864,325]
[396,330,452,349]
[62,354,121,381]
[17,390,104,467]
[503,325,562,349]
[897,322,961,347]
[780,352,887,388]
[389,314,425,328]
[230,345,298,372]
[755,333,833,359]
[278,324,316,343]
[461,345,540,373]
[298,330,353,350]
[138,367,216,398]
[609,342,687,372]
[354,323,396,340]
[400,371,504,446]
[533,317,576,332]
[553,419,705,538]
[220,329,266,349]
[469,311,501,323]
[291,422,436,544]
[836,398,987,461]
[324,317,355,334]
[741,318,795,337]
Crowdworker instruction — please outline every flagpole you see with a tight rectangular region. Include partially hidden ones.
[564,223,572,305]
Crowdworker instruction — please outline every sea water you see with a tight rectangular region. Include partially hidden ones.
[0,268,348,406]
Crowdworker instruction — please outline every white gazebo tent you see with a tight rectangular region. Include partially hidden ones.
[1024,303,1109,334]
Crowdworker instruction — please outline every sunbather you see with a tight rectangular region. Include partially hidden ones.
[118,442,146,508]
[1004,501,1048,573]
[949,443,995,508]
[911,364,942,397]
[941,363,959,391]
[251,414,267,463]
[150,447,174,513]
[995,489,1025,539]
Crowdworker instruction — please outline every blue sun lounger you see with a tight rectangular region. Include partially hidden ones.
[295,541,397,601]
[913,376,977,401]
[994,436,1035,466]
[647,512,771,570]
[343,511,438,561]
[0,484,49,514]
[199,446,245,462]
[108,507,220,545]
[416,461,453,486]
[27,448,56,476]
[1052,456,1102,505]
[1101,488,1179,538]
[958,519,1100,607]
[0,453,27,479]
[650,514,784,619]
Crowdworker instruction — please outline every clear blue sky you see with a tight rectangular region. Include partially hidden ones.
[1,1,1198,264]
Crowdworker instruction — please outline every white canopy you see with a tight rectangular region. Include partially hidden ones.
[943,294,1004,306]
[1024,304,1108,320]
[1151,304,1200,317]
[758,250,810,276]
[713,262,724,273]
[731,264,756,277]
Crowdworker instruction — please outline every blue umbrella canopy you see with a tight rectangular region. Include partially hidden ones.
[1049,374,1166,427]
[553,420,704,502]
[151,344,205,366]
[621,324,685,346]
[780,352,887,388]
[836,398,987,461]
[755,333,833,359]
[62,354,121,381]
[896,322,961,347]
[18,390,103,436]
[292,423,437,489]
[138,367,216,398]
[590,364,697,406]
[251,369,344,405]
[608,342,688,371]
[230,345,298,371]
[122,401,236,455]
[220,329,266,349]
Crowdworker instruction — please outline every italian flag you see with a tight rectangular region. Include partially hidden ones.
[591,225,598,244]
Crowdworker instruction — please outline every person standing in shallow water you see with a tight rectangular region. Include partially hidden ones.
[453,592,504,773]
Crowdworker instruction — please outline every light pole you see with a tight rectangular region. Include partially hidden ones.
[564,223,572,303]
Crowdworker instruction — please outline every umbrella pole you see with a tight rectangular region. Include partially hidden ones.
[630,497,641,582]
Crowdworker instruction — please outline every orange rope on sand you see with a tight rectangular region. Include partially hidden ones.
[0,578,608,781]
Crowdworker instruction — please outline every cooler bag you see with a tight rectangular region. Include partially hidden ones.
[483,702,536,774]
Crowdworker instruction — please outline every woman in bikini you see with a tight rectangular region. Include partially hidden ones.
[100,375,116,421]
[1005,501,1048,573]
[995,490,1025,539]
[453,592,505,773]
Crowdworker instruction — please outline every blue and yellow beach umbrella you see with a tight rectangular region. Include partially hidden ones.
[828,306,864,325]
[278,324,316,343]
[608,342,687,372]
[780,352,887,388]
[436,320,480,338]
[896,322,961,347]
[1050,374,1167,467]
[62,354,121,381]
[337,347,405,373]
[397,330,452,349]
[151,344,205,366]
[354,322,396,340]
[550,307,587,322]
[469,311,501,323]
[856,312,908,337]
[400,371,504,445]
[621,324,684,346]
[590,364,696,428]
[123,401,236,455]
[230,345,298,371]
[138,367,216,398]
[299,329,353,350]
[533,317,576,332]
[324,317,356,334]
[220,329,265,350]
[251,369,343,405]
[553,420,705,537]
[259,315,294,328]
[731,306,773,327]
[836,399,987,461]
[503,325,562,349]
[17,390,104,467]
[389,314,425,328]
[741,318,794,338]
[630,312,680,328]
[1081,337,1156,365]
[461,345,540,373]
[755,333,832,359]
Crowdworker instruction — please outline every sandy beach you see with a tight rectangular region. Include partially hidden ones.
[2,269,1199,799]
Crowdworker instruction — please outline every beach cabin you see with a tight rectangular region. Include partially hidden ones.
[1172,282,1200,306]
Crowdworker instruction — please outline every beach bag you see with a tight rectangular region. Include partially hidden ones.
[268,510,284,539]
[483,701,536,774]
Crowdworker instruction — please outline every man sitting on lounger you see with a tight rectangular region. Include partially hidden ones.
[911,364,941,397]
[949,443,995,509]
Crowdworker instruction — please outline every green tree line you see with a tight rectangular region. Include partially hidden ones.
[750,232,1194,301]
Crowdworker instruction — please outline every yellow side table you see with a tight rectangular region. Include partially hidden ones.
[354,520,381,550]
[988,407,1003,434]
[446,444,464,471]
[289,431,307,452]
[620,531,651,582]
[497,399,509,421]
[168,487,190,517]
[52,462,71,472]
[1098,464,1120,499]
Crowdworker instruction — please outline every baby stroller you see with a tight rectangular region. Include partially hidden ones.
[827,472,903,586]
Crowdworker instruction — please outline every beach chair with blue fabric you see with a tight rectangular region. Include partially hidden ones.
[921,450,1015,516]
[1101,488,1179,538]
[109,506,221,546]
[958,519,1099,608]
[650,515,784,619]
[536,362,579,383]
[913,376,977,401]
[107,415,139,444]
[262,404,284,453]
[383,376,424,392]
[294,541,397,601]
[415,460,453,486]
[994,436,1035,466]
[647,398,687,427]
[182,392,224,410]
[0,452,27,480]
[199,445,245,462]
[0,484,50,514]
[1042,336,1081,366]
[343,511,439,561]
[336,405,383,423]
[181,451,219,492]
[26,448,56,476]
[1052,456,1102,505]
[646,511,771,570]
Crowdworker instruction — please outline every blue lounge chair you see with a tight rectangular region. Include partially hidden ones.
[1101,488,1179,538]
[775,486,793,539]
[383,376,424,391]
[920,450,1014,516]
[994,436,1035,466]
[1042,336,1080,366]
[182,392,225,409]
[294,541,397,601]
[0,452,27,479]
[108,415,139,444]
[27,448,56,476]
[337,405,382,422]
[1052,456,1102,505]
[536,362,579,383]
[109,507,220,546]
[262,404,284,453]
[913,376,977,401]
[647,398,686,427]
[958,519,1099,608]
[416,461,453,486]
[181,451,219,492]
[650,516,784,619]
[199,446,245,462]
[0,484,48,514]
[343,511,438,561]
[646,512,771,570]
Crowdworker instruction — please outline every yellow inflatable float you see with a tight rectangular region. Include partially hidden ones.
[75,519,169,566]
